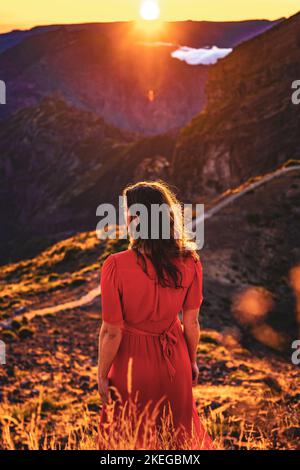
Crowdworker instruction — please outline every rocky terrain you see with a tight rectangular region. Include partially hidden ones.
[0,15,298,264]
[1,297,299,450]
[201,167,300,349]
[172,12,300,198]
[0,20,280,134]
[0,14,299,450]
[0,168,299,449]
[1,166,299,349]
[0,97,175,263]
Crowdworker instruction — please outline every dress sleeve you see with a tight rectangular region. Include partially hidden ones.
[182,258,203,310]
[101,255,124,326]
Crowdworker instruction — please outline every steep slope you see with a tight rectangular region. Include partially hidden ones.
[200,167,300,351]
[0,20,280,134]
[172,12,300,197]
[0,97,175,263]
[0,25,59,53]
[0,231,299,450]
[1,166,299,349]
[0,168,299,450]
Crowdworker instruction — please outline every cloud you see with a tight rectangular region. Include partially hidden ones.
[138,41,174,47]
[171,45,232,65]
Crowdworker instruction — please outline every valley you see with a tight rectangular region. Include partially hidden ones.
[0,12,299,450]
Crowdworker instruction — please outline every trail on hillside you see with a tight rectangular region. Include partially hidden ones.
[1,287,101,328]
[194,163,300,226]
[3,164,300,327]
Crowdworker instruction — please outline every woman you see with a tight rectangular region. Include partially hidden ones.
[98,181,213,449]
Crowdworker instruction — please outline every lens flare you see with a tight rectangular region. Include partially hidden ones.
[147,89,155,102]
[232,287,274,326]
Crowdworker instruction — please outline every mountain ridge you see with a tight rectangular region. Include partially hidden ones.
[0,96,175,263]
[0,19,282,134]
[0,19,282,53]
[171,11,300,197]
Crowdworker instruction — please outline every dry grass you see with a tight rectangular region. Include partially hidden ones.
[0,233,299,451]
[0,232,128,318]
[0,386,299,450]
[0,389,192,450]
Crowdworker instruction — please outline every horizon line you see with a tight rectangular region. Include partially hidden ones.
[0,16,287,35]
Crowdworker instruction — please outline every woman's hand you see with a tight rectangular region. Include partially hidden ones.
[98,374,109,404]
[191,361,199,386]
[98,322,122,405]
[183,308,201,387]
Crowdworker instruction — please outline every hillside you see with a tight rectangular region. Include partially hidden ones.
[0,20,280,134]
[1,165,298,347]
[0,168,299,449]
[0,12,299,452]
[201,166,300,350]
[0,18,290,263]
[172,12,300,197]
[0,97,175,263]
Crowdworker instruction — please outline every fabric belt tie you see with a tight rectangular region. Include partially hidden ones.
[123,317,179,382]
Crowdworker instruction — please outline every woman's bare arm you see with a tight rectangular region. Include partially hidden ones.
[182,307,201,385]
[98,321,122,402]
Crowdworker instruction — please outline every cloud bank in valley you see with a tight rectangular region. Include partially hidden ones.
[171,45,233,65]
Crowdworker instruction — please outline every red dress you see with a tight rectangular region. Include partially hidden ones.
[99,249,213,449]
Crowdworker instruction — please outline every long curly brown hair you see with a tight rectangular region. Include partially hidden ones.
[123,180,199,288]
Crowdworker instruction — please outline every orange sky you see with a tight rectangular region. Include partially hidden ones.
[1,0,299,33]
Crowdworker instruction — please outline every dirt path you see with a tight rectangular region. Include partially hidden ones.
[3,164,300,327]
[194,164,300,225]
[1,287,100,327]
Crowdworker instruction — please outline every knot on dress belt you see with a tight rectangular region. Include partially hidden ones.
[123,317,180,382]
[159,328,178,382]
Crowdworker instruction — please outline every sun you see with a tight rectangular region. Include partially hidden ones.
[140,0,160,21]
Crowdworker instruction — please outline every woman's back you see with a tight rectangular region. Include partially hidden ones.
[98,181,213,449]
[101,249,203,334]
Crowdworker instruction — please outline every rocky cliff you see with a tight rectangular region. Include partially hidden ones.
[172,12,300,197]
[0,17,296,263]
[0,97,176,263]
[0,20,280,134]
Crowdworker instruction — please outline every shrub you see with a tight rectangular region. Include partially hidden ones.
[1,329,18,342]
[11,320,22,330]
[18,326,34,340]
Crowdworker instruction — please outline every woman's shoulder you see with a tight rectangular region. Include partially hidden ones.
[103,249,135,268]
[177,252,201,269]
[101,250,134,282]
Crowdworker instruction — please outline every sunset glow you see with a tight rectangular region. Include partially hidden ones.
[140,1,160,21]
[0,1,299,33]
